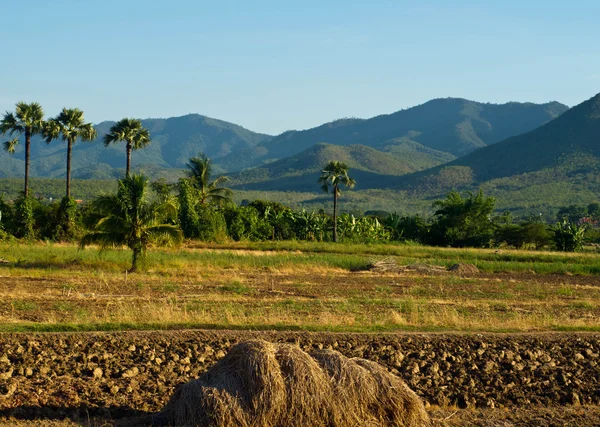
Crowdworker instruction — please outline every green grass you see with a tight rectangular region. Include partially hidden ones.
[12,300,38,311]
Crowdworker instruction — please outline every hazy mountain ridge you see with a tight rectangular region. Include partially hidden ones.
[0,113,272,180]
[393,93,600,192]
[215,98,568,172]
[0,98,568,183]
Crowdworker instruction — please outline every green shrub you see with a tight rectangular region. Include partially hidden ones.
[552,220,586,252]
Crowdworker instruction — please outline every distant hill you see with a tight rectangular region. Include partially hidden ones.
[216,98,568,172]
[230,141,454,192]
[0,114,272,180]
[395,92,600,193]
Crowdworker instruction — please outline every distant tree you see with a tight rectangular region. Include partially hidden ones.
[430,190,496,247]
[44,108,97,198]
[81,174,182,272]
[103,118,151,176]
[587,203,600,220]
[556,204,588,223]
[186,153,232,206]
[318,161,356,242]
[1,102,45,197]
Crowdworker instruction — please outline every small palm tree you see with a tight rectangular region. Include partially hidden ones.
[186,153,232,205]
[318,161,356,242]
[1,102,45,197]
[81,174,182,272]
[44,108,97,198]
[103,118,151,176]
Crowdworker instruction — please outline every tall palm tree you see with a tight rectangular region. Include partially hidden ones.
[44,108,97,198]
[103,118,151,176]
[186,153,232,205]
[318,161,356,242]
[1,102,45,197]
[81,174,182,272]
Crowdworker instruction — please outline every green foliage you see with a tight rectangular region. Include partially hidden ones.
[151,179,177,205]
[53,197,79,241]
[195,205,228,242]
[430,190,496,247]
[556,204,588,223]
[290,209,330,242]
[1,102,46,197]
[13,195,36,239]
[552,220,586,252]
[249,200,295,240]
[318,161,356,242]
[336,213,390,242]
[43,108,97,199]
[81,174,182,271]
[103,118,151,175]
[223,206,272,241]
[177,178,201,239]
[384,213,429,242]
[186,153,232,206]
[494,222,552,249]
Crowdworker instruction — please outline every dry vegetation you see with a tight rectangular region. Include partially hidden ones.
[1,241,600,426]
[0,242,599,333]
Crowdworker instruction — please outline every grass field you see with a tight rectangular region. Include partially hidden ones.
[0,241,599,333]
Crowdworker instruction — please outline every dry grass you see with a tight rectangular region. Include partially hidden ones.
[123,340,428,427]
[0,242,600,332]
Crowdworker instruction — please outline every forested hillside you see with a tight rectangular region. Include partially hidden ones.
[216,98,567,171]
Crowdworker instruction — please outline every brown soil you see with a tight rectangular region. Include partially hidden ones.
[1,331,599,425]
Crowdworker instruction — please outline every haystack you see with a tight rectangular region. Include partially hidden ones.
[448,263,479,274]
[133,340,429,427]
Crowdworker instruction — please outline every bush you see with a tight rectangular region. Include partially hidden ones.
[384,213,429,242]
[223,206,272,241]
[494,222,552,249]
[13,195,36,239]
[196,205,228,242]
[429,190,496,247]
[552,220,586,252]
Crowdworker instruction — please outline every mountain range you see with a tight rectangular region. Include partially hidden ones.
[219,98,567,172]
[3,92,600,218]
[0,114,272,180]
[0,98,566,183]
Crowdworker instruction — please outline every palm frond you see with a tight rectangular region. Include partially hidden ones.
[0,112,23,136]
[80,231,125,250]
[43,119,62,144]
[3,138,19,154]
[147,224,183,246]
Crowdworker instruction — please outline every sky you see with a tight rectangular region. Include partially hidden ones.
[0,0,599,135]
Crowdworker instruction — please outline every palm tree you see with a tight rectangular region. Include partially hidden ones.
[44,108,97,198]
[81,174,182,272]
[1,102,45,197]
[318,161,356,242]
[103,118,151,176]
[186,153,232,205]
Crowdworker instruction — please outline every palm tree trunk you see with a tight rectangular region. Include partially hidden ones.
[333,188,338,243]
[24,130,31,197]
[126,142,132,176]
[130,246,142,273]
[66,139,73,198]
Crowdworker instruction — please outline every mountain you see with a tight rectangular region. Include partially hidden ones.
[0,114,272,180]
[395,92,600,193]
[230,141,454,192]
[216,98,568,172]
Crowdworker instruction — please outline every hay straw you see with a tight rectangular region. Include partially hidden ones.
[127,339,430,427]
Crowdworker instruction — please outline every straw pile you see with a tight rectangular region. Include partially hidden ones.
[135,339,429,426]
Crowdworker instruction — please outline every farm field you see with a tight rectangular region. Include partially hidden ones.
[1,241,600,425]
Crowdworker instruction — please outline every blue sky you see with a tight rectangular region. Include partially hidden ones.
[1,0,598,134]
